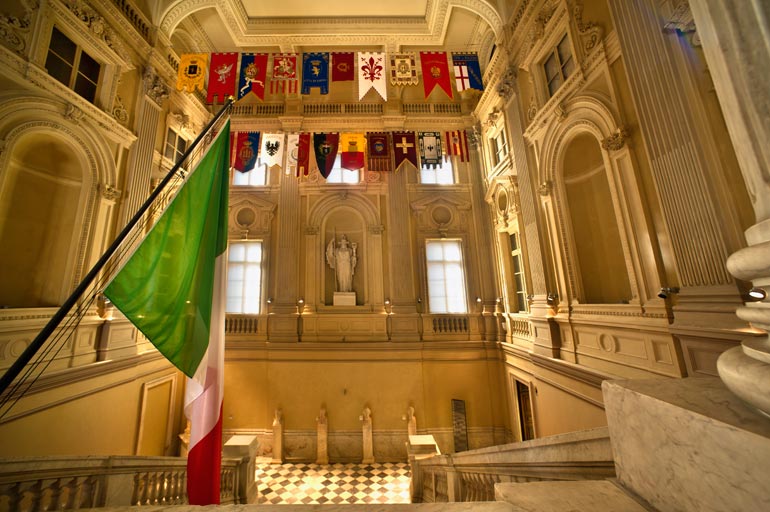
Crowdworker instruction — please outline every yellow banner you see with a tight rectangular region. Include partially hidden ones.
[340,133,366,155]
[177,53,208,92]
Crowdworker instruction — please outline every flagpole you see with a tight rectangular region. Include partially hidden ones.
[0,98,235,397]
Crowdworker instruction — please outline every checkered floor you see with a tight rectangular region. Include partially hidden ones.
[255,462,412,505]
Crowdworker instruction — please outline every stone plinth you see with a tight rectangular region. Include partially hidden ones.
[603,378,770,512]
[224,435,259,504]
[495,481,647,512]
[406,434,441,460]
[333,292,356,306]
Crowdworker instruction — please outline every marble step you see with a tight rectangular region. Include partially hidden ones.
[90,504,517,511]
[495,480,654,512]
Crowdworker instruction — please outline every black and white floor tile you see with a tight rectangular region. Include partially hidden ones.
[255,462,412,505]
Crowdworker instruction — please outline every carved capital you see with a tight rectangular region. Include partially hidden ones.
[368,224,385,235]
[538,180,552,196]
[99,183,121,201]
[496,66,518,101]
[601,127,630,151]
[143,66,169,106]
[485,107,502,128]
[467,124,482,148]
[661,0,695,33]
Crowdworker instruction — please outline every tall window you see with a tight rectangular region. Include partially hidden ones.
[232,165,266,186]
[326,155,360,184]
[543,34,575,97]
[227,241,263,314]
[510,232,528,313]
[426,239,468,313]
[420,159,454,184]
[45,27,101,103]
[164,128,188,165]
[490,130,509,167]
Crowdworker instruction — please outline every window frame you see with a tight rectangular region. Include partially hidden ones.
[45,26,103,103]
[419,158,455,185]
[542,33,575,98]
[425,238,469,314]
[226,240,264,315]
[325,154,361,184]
[509,232,529,313]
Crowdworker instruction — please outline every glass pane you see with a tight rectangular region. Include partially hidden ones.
[427,264,445,281]
[510,233,518,251]
[515,274,524,292]
[229,244,246,262]
[326,167,341,183]
[228,265,244,281]
[342,169,359,183]
[176,137,187,155]
[74,74,97,102]
[45,54,73,86]
[548,76,562,97]
[49,28,76,63]
[443,243,462,261]
[436,165,454,184]
[426,242,444,261]
[166,129,176,146]
[557,35,572,63]
[78,51,100,82]
[420,169,438,184]
[246,243,262,262]
[561,56,575,79]
[232,169,250,185]
[512,255,521,274]
[544,53,559,82]
[226,297,242,313]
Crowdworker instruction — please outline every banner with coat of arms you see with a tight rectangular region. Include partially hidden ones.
[419,51,453,99]
[367,132,392,172]
[238,53,268,101]
[451,52,484,92]
[207,52,238,103]
[260,133,285,169]
[271,53,298,94]
[313,133,340,178]
[393,131,418,172]
[340,133,366,171]
[231,132,260,172]
[445,130,469,162]
[301,52,330,94]
[177,53,208,92]
[332,52,355,81]
[390,53,418,86]
[418,131,443,169]
[358,52,387,101]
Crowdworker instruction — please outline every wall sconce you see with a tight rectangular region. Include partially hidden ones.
[267,298,273,304]
[526,294,534,301]
[546,292,558,304]
[476,297,482,303]
[297,298,304,304]
[384,299,391,305]
[748,287,767,301]
[416,297,422,303]
[657,287,680,299]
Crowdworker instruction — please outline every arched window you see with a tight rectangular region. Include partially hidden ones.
[0,134,88,307]
[562,133,631,304]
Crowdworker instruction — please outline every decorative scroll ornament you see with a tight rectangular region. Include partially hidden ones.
[466,125,482,148]
[496,66,518,101]
[573,0,604,53]
[99,183,121,200]
[112,94,128,124]
[538,180,552,196]
[65,0,129,62]
[0,0,37,54]
[601,127,630,151]
[485,108,502,128]
[143,66,169,106]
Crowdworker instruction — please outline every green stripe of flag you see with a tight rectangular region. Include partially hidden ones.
[105,121,231,377]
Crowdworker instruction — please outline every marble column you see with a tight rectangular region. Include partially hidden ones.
[689,0,770,416]
[316,407,329,465]
[361,407,374,464]
[271,409,283,464]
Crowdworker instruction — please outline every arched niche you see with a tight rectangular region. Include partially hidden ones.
[562,132,631,304]
[322,207,366,305]
[0,131,91,307]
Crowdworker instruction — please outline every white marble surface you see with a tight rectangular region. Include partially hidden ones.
[495,481,648,511]
[82,504,516,511]
[603,377,770,512]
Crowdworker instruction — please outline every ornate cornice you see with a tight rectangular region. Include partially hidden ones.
[62,0,132,66]
[0,0,37,55]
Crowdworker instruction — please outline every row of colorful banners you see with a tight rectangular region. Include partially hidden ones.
[230,130,470,177]
[178,51,484,103]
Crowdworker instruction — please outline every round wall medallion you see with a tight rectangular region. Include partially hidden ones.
[236,207,256,227]
[497,189,508,213]
[431,205,452,226]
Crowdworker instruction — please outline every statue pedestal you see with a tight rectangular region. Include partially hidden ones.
[333,292,356,306]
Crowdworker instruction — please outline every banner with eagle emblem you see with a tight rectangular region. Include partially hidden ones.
[260,133,285,169]
[207,52,238,103]
[177,53,208,93]
[238,53,268,101]
[419,51,452,99]
[301,52,330,94]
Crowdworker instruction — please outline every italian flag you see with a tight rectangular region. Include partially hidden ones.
[105,121,231,505]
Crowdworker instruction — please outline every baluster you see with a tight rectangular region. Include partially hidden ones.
[141,472,151,505]
[63,477,79,510]
[131,473,142,506]
[79,475,94,508]
[47,478,62,510]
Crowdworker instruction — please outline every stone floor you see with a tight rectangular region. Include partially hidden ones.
[255,462,412,505]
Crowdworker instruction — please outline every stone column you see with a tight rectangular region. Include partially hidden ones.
[385,170,417,314]
[316,407,329,465]
[361,407,374,464]
[689,0,770,416]
[271,409,283,464]
[119,67,167,227]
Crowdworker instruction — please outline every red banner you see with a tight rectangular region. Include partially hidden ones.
[332,52,355,81]
[231,132,260,172]
[271,53,298,94]
[313,133,340,178]
[296,133,311,177]
[367,132,392,172]
[393,131,418,172]
[420,51,453,100]
[445,130,469,162]
[207,52,238,104]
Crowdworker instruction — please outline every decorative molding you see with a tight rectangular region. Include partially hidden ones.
[601,127,630,151]
[485,107,502,128]
[496,65,518,102]
[0,0,37,54]
[143,66,169,106]
[660,0,695,33]
[64,103,85,123]
[368,224,385,235]
[112,94,128,125]
[63,0,131,63]
[572,0,604,54]
[98,183,121,200]
[538,180,552,196]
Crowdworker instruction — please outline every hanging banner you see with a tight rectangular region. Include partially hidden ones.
[358,52,387,101]
[207,52,238,103]
[367,132,392,172]
[177,53,208,92]
[301,52,330,94]
[271,53,298,94]
[390,52,418,86]
[292,133,310,178]
[445,130,469,162]
[418,131,443,169]
[260,133,285,169]
[332,52,355,82]
[231,132,260,172]
[393,131,418,172]
[419,51,453,99]
[340,133,366,171]
[238,53,268,100]
[451,52,484,92]
[313,133,340,178]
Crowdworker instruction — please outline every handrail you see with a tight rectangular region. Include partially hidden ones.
[0,99,235,397]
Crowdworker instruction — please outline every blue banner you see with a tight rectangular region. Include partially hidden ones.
[451,53,484,91]
[301,52,330,95]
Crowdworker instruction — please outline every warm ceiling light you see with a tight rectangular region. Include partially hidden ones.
[748,287,767,301]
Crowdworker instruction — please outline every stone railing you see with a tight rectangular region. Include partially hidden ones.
[403,103,462,114]
[431,315,469,334]
[225,314,260,335]
[411,427,614,503]
[0,455,252,510]
[232,104,286,117]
